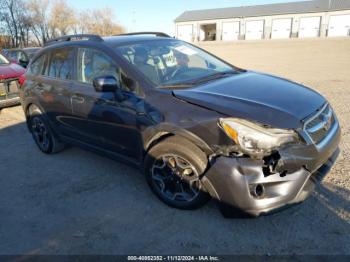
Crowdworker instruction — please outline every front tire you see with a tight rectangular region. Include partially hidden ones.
[144,136,210,210]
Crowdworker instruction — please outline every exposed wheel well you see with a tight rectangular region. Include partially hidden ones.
[144,131,213,161]
[144,132,174,155]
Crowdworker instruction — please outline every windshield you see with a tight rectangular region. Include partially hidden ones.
[0,54,9,65]
[114,39,237,87]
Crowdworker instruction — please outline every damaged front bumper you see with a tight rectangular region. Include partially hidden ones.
[202,120,341,217]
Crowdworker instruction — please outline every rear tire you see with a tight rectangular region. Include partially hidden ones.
[144,136,210,210]
[29,108,66,154]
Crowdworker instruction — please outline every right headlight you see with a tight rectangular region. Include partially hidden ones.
[219,118,300,156]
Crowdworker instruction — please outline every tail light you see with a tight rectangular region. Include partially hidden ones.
[18,74,26,86]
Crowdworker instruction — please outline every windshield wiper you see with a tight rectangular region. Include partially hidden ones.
[186,71,238,86]
[159,83,195,89]
[159,70,239,89]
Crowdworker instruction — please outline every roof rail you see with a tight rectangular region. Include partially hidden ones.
[44,34,103,46]
[116,32,171,38]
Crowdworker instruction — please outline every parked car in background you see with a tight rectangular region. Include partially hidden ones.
[1,47,41,68]
[0,53,25,108]
[20,33,340,217]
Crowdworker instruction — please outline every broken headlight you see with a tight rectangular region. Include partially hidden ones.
[219,118,299,156]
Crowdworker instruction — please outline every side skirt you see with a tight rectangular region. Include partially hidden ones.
[60,135,143,170]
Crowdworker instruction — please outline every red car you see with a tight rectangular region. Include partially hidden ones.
[0,53,25,109]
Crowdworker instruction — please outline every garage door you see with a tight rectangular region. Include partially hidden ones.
[222,21,240,41]
[299,17,321,38]
[177,25,193,42]
[271,18,292,39]
[328,14,350,37]
[245,20,264,40]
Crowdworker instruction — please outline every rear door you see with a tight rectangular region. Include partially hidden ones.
[38,47,76,136]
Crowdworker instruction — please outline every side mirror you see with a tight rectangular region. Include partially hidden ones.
[93,76,120,92]
[19,59,29,68]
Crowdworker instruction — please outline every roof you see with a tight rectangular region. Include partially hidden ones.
[103,35,171,46]
[42,33,173,49]
[23,47,41,51]
[175,0,350,22]
[33,35,174,58]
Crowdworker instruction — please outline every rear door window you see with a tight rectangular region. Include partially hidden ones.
[48,48,75,80]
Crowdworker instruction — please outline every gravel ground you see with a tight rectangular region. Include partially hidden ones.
[0,38,349,255]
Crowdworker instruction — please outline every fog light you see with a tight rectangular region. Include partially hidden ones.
[250,184,265,198]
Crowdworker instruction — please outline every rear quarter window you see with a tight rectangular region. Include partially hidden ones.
[28,54,46,76]
[48,48,75,80]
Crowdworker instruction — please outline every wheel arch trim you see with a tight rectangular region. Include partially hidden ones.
[143,124,214,157]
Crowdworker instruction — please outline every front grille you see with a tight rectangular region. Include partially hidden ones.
[0,78,19,101]
[304,104,335,144]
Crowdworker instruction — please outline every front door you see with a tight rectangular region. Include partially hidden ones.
[69,47,143,160]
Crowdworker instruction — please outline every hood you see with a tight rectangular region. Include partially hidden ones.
[173,71,326,129]
[0,63,25,80]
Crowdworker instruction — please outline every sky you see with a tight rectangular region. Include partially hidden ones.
[70,0,305,36]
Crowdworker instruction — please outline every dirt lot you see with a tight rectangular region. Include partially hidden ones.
[0,38,349,255]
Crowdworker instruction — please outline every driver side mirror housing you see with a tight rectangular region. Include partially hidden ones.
[93,76,120,92]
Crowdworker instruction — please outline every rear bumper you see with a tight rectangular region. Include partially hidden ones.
[0,78,21,108]
[0,96,20,108]
[202,123,341,217]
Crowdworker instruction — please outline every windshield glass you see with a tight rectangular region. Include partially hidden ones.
[0,54,9,64]
[114,39,236,87]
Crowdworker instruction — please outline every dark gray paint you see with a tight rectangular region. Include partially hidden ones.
[173,71,326,129]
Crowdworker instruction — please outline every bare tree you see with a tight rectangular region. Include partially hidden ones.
[72,9,90,35]
[0,0,125,48]
[49,0,76,37]
[79,8,125,36]
[0,0,34,47]
[0,0,18,47]
[26,0,51,46]
[14,2,32,47]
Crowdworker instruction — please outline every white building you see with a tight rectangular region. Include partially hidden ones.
[174,0,350,42]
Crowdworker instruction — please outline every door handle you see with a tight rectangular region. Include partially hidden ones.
[71,94,85,104]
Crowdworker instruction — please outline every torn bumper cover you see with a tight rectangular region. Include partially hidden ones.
[202,121,341,217]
